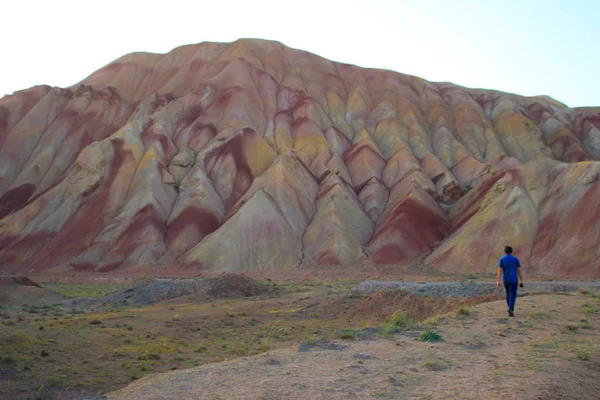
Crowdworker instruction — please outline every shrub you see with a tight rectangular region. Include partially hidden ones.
[577,349,591,361]
[457,304,472,316]
[416,330,444,343]
[259,337,271,352]
[2,356,15,364]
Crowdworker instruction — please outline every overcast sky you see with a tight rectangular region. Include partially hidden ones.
[1,0,598,107]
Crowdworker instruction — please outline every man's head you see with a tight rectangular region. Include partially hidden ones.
[505,246,513,254]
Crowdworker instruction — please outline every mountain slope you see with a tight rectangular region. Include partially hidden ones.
[1,39,599,276]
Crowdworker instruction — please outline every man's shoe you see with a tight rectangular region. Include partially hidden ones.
[508,309,515,317]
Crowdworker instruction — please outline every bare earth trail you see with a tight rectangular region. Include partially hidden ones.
[110,293,600,400]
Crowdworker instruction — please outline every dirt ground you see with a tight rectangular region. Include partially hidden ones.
[1,278,599,400]
[109,293,600,400]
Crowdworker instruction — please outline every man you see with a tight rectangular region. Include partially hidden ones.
[496,246,524,317]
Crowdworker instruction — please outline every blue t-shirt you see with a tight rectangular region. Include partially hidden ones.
[499,254,521,283]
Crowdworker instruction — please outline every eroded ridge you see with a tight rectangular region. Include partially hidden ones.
[1,39,599,276]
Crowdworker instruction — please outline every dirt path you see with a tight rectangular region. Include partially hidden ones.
[109,293,600,400]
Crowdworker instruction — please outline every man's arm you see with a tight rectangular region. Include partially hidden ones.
[517,268,524,287]
[497,267,503,288]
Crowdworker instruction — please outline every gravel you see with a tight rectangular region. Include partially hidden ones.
[347,280,600,298]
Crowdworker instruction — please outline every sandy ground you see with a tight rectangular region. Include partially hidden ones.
[110,293,600,400]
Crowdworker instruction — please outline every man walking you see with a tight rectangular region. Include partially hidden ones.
[497,246,524,317]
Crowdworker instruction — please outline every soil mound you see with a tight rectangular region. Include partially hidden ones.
[99,274,270,306]
[348,280,600,298]
[346,290,501,322]
[0,276,63,305]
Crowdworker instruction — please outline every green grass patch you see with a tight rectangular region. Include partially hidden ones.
[416,329,444,343]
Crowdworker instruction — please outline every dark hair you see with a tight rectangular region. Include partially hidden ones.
[505,246,513,254]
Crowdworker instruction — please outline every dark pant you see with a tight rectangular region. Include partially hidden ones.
[504,281,519,311]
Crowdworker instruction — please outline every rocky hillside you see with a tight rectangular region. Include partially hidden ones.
[1,39,599,276]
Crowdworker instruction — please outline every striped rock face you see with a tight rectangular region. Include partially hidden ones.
[1,39,599,277]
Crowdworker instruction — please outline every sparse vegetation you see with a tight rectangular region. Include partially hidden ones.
[422,354,447,371]
[580,319,592,330]
[2,280,600,399]
[43,283,124,298]
[529,311,549,319]
[381,311,414,337]
[582,304,597,314]
[138,353,161,361]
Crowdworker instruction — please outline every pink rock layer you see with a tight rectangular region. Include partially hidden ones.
[1,39,599,277]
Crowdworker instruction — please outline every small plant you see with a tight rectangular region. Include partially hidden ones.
[457,304,472,317]
[304,338,317,346]
[126,325,133,331]
[577,348,591,361]
[40,350,49,357]
[338,330,356,340]
[416,329,444,343]
[194,347,207,353]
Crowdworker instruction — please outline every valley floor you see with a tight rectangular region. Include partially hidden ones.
[1,279,599,399]
[110,294,600,400]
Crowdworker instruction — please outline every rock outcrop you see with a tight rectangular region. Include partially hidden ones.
[1,39,599,277]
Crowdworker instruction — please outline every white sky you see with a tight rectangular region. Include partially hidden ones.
[1,0,598,107]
